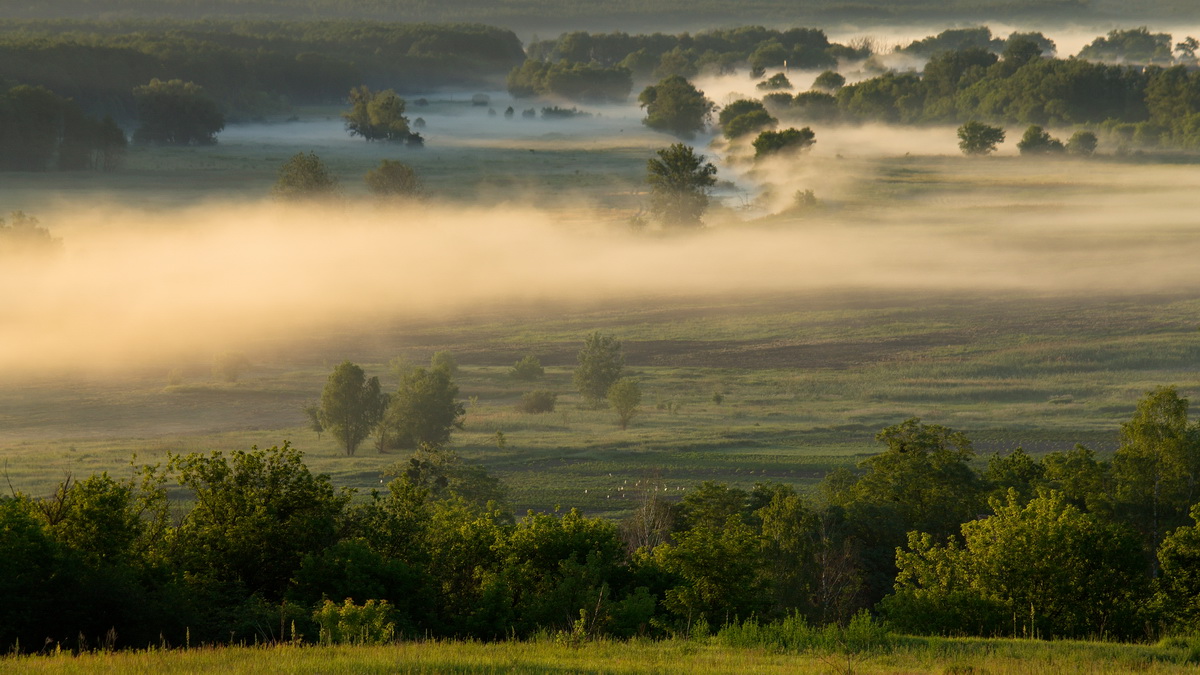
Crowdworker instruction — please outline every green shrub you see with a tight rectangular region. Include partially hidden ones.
[518,390,557,413]
[510,354,544,381]
[313,598,396,645]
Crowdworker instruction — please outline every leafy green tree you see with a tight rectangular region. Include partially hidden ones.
[1067,130,1099,156]
[132,79,224,145]
[677,481,748,531]
[1017,125,1066,154]
[1156,504,1200,628]
[813,70,846,91]
[607,378,641,430]
[430,350,458,376]
[365,160,424,198]
[1112,386,1200,564]
[0,497,68,651]
[1041,444,1114,515]
[168,443,350,601]
[752,127,816,159]
[320,361,387,456]
[344,85,412,142]
[653,516,768,630]
[983,447,1045,505]
[957,121,1005,155]
[509,354,544,381]
[723,110,777,139]
[573,332,625,406]
[646,143,717,228]
[638,75,714,138]
[757,72,792,91]
[883,490,1148,639]
[1078,27,1174,64]
[272,151,340,200]
[382,367,465,450]
[718,99,769,127]
[517,390,557,413]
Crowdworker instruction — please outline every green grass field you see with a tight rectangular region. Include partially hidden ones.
[5,635,1200,674]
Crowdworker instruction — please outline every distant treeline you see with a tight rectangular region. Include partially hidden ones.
[6,386,1200,651]
[0,84,125,171]
[0,20,524,120]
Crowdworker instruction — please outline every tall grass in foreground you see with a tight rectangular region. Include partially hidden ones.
[5,635,1200,674]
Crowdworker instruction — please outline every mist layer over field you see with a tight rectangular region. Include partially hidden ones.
[6,151,1200,375]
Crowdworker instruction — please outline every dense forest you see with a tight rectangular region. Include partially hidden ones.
[5,380,1200,651]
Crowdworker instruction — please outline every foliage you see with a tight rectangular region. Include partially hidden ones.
[518,390,557,414]
[724,110,777,139]
[168,443,349,602]
[1067,129,1099,155]
[319,361,386,456]
[344,86,412,142]
[573,332,625,405]
[957,121,1005,155]
[0,84,125,171]
[382,367,465,450]
[313,598,397,645]
[812,70,846,91]
[365,160,424,199]
[272,151,340,200]
[506,60,632,102]
[132,79,224,145]
[638,75,714,139]
[430,350,458,376]
[883,490,1148,639]
[645,143,717,228]
[1079,28,1174,64]
[757,72,792,91]
[1016,125,1066,154]
[752,126,816,159]
[509,354,544,381]
[607,378,641,430]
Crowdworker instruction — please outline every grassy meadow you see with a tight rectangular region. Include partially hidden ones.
[6,635,1200,674]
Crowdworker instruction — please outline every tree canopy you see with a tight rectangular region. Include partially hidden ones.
[645,143,717,228]
[638,75,714,139]
[132,79,224,146]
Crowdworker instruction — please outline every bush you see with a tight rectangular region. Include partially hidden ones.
[518,390,557,413]
[313,598,396,645]
[212,352,250,383]
[509,354,544,381]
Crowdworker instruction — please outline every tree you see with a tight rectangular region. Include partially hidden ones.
[430,351,458,376]
[882,491,1148,639]
[607,378,641,430]
[365,160,424,199]
[344,86,412,142]
[509,354,544,381]
[272,151,339,200]
[212,351,250,383]
[638,75,714,138]
[756,73,792,91]
[752,127,816,159]
[1067,130,1098,156]
[0,211,61,258]
[573,332,625,406]
[381,367,465,450]
[723,110,777,139]
[646,143,717,228]
[1017,125,1066,154]
[813,70,846,91]
[168,443,349,601]
[957,121,1005,155]
[132,79,224,146]
[1112,386,1200,565]
[320,361,386,456]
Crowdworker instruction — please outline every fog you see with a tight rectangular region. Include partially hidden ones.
[6,149,1200,375]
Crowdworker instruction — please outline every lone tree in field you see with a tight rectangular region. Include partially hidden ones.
[638,75,714,139]
[574,332,625,406]
[319,361,387,456]
[608,378,642,430]
[957,121,1005,156]
[272,151,339,200]
[381,366,465,450]
[133,79,224,146]
[646,143,717,228]
[343,86,412,142]
[364,160,424,199]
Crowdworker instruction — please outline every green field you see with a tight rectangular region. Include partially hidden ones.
[6,635,1200,674]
